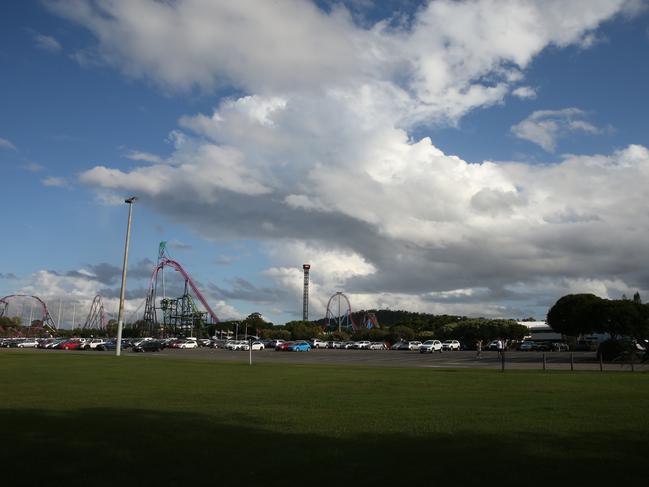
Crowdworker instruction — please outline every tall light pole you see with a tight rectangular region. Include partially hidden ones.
[116,196,137,356]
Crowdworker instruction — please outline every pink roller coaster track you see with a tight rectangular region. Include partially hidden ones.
[146,258,219,323]
[0,294,56,329]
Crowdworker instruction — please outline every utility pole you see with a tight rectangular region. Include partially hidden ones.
[302,264,310,321]
[57,299,62,329]
[116,196,137,356]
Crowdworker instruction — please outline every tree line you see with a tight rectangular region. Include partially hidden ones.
[547,293,649,339]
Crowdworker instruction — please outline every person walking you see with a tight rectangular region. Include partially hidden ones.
[476,339,482,359]
[496,338,504,359]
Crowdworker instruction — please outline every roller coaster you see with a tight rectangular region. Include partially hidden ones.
[0,294,57,334]
[141,243,219,337]
[83,295,107,330]
[324,292,380,332]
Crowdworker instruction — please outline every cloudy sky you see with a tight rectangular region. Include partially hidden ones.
[2,0,649,327]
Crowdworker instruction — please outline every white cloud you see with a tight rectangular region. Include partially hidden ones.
[54,0,649,319]
[42,176,69,188]
[34,34,62,52]
[20,163,45,172]
[0,137,16,150]
[512,86,537,99]
[511,108,605,151]
[78,88,649,318]
[47,0,635,126]
[125,150,164,164]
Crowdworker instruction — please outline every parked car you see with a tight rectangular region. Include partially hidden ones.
[95,340,117,351]
[266,339,285,349]
[82,339,107,350]
[352,341,372,350]
[59,340,82,350]
[327,341,343,349]
[250,341,265,351]
[178,339,198,349]
[342,341,356,349]
[288,341,311,352]
[391,341,409,350]
[368,342,387,350]
[442,340,461,351]
[310,338,328,349]
[518,341,535,351]
[17,339,40,348]
[276,341,294,351]
[420,340,443,353]
[487,340,502,351]
[133,340,162,352]
[532,341,552,351]
[225,340,248,350]
[552,342,570,352]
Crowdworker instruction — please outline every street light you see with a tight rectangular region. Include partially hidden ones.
[115,196,137,356]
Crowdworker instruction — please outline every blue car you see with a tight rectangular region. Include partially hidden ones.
[288,341,311,352]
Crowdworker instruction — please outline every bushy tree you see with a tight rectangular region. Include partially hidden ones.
[548,294,649,339]
[547,294,605,336]
[388,325,415,343]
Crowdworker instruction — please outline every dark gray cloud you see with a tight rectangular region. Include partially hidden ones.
[63,258,155,285]
[208,278,289,304]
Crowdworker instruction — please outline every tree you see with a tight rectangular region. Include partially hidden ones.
[284,320,323,340]
[242,312,273,335]
[633,291,642,304]
[546,294,605,336]
[548,294,649,339]
[388,325,415,343]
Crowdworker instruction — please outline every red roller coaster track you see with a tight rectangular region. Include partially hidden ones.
[146,258,219,323]
[83,294,107,330]
[0,294,56,330]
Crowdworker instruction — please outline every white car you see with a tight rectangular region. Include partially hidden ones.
[352,341,372,349]
[442,340,461,351]
[368,342,387,350]
[250,341,265,351]
[226,340,248,351]
[178,340,198,349]
[83,339,107,350]
[327,341,343,349]
[420,340,443,353]
[311,338,328,349]
[18,339,39,348]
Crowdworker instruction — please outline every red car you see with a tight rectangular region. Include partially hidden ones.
[275,341,294,351]
[59,339,82,350]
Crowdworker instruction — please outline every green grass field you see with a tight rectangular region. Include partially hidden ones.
[1,352,648,486]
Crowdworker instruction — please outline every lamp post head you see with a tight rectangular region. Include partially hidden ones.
[125,196,138,204]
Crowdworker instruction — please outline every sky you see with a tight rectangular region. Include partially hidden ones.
[1,0,649,328]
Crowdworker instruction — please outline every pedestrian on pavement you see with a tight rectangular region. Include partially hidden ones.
[496,338,504,359]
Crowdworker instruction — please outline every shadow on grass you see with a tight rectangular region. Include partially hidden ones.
[3,408,646,487]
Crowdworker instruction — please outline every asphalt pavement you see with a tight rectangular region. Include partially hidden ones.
[8,347,646,371]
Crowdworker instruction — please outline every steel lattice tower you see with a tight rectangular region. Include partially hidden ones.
[302,264,311,321]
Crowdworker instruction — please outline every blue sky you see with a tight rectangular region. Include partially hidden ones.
[2,0,649,327]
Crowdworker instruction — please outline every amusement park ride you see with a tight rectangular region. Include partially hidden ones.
[0,294,57,333]
[324,291,379,332]
[1,248,377,337]
[141,242,219,337]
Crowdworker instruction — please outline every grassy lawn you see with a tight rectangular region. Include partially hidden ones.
[1,352,648,486]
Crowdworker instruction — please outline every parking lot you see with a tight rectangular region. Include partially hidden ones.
[4,346,646,371]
